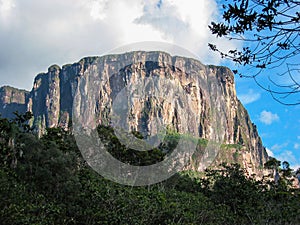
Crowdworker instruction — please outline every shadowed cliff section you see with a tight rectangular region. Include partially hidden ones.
[0,51,268,174]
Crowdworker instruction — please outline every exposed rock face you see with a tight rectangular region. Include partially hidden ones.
[0,86,30,118]
[0,51,268,174]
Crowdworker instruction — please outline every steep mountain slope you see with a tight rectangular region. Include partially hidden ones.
[0,51,269,175]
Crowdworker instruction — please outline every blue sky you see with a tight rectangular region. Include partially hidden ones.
[235,74,300,169]
[0,0,299,169]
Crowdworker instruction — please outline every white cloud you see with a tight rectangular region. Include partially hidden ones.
[134,0,188,38]
[134,0,238,63]
[0,0,156,89]
[276,150,298,169]
[87,0,108,20]
[0,0,239,90]
[294,143,300,149]
[271,143,288,151]
[0,0,15,14]
[268,145,299,170]
[266,148,274,157]
[292,164,300,170]
[259,110,279,125]
[0,0,15,25]
[238,89,261,105]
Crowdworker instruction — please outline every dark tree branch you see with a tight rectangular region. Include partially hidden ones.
[209,0,300,104]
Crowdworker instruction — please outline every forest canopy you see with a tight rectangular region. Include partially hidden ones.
[0,112,299,224]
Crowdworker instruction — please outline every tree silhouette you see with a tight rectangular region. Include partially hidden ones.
[264,157,281,184]
[296,168,300,188]
[209,0,300,105]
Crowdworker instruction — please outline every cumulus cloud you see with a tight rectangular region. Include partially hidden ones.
[0,0,121,89]
[238,89,261,105]
[0,0,238,90]
[259,110,279,125]
[134,0,189,38]
[86,0,108,20]
[134,0,238,62]
[294,143,300,149]
[0,0,15,22]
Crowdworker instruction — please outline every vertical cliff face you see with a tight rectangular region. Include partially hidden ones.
[0,86,30,118]
[31,65,61,134]
[0,51,268,174]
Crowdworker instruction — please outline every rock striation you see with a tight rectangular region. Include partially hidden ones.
[0,51,269,174]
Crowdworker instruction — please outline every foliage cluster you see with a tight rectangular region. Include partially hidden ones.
[0,113,299,224]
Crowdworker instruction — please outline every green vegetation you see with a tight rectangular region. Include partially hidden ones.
[48,64,61,72]
[79,56,99,70]
[0,112,299,224]
[98,125,207,166]
[221,143,243,150]
[0,85,30,94]
[97,125,165,166]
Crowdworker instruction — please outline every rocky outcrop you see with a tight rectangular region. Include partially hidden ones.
[0,51,269,174]
[0,86,30,118]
